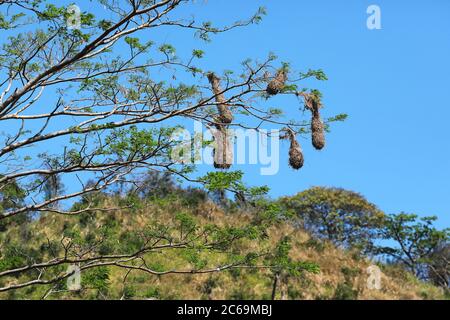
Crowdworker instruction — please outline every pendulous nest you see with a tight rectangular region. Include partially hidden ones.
[266,69,287,95]
[207,72,233,124]
[206,72,233,169]
[305,94,326,150]
[286,129,304,170]
[212,124,232,169]
[311,114,325,150]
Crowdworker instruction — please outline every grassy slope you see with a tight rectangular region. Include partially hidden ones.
[0,195,446,300]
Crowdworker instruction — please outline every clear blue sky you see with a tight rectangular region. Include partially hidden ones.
[177,0,450,228]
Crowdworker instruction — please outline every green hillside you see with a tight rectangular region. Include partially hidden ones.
[1,183,447,300]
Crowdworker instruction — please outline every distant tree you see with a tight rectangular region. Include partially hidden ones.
[282,187,384,251]
[0,177,27,232]
[0,176,25,213]
[39,160,65,208]
[135,171,179,198]
[375,213,450,280]
[266,236,319,300]
[427,242,449,288]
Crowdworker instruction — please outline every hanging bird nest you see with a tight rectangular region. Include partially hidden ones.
[207,72,233,124]
[266,69,287,95]
[304,93,326,150]
[212,124,233,169]
[285,129,304,170]
[303,93,322,112]
[311,114,325,150]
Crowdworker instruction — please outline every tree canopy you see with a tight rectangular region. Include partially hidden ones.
[282,187,385,251]
[375,213,450,279]
[0,0,345,293]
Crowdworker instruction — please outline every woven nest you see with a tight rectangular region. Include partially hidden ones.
[212,125,233,169]
[304,93,326,150]
[207,72,233,124]
[311,114,325,150]
[266,69,287,95]
[286,130,304,170]
[214,162,232,170]
[304,93,321,112]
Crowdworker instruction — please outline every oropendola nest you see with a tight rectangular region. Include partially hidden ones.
[212,124,233,169]
[286,129,304,170]
[304,93,326,150]
[266,69,287,95]
[207,72,233,124]
[311,114,325,150]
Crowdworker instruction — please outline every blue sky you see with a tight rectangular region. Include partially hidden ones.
[174,0,450,228]
[2,1,449,229]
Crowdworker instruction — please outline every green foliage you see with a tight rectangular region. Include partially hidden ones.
[192,49,205,59]
[228,287,257,300]
[122,285,136,299]
[341,266,360,280]
[159,43,176,56]
[103,125,173,160]
[82,267,110,293]
[333,282,358,300]
[375,213,450,277]
[0,245,28,273]
[144,286,161,299]
[0,178,26,212]
[98,19,113,31]
[37,4,66,20]
[332,267,360,300]
[175,212,197,238]
[304,238,326,252]
[252,6,267,24]
[326,113,348,122]
[282,187,385,251]
[252,200,288,226]
[0,12,25,29]
[267,236,320,276]
[201,171,243,192]
[300,69,328,81]
[125,37,144,51]
[200,171,269,201]
[0,178,28,231]
[427,242,449,288]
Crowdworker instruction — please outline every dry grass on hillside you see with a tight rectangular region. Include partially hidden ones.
[0,197,446,300]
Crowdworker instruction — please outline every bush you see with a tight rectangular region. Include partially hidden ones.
[282,187,384,251]
[334,282,358,300]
